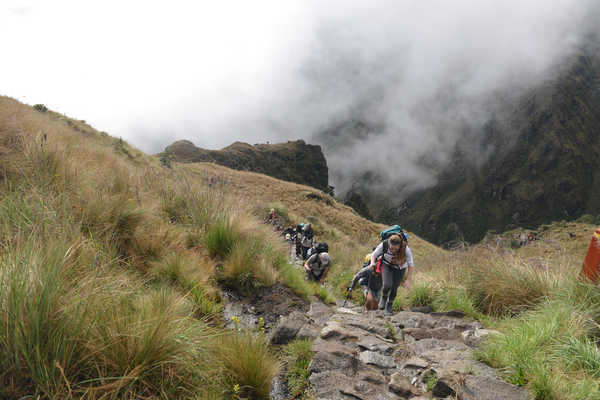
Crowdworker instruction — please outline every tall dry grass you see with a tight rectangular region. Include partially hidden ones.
[0,97,288,398]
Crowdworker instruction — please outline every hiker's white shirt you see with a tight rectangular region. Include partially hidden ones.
[372,242,414,270]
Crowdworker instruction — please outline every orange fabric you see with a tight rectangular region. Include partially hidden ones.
[580,228,600,284]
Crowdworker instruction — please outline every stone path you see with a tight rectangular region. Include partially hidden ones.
[271,302,530,400]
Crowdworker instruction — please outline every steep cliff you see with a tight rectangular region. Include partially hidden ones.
[164,139,332,193]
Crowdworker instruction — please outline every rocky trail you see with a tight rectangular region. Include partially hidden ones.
[224,242,530,399]
[297,305,529,399]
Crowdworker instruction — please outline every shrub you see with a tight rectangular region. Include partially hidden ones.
[159,151,174,168]
[33,103,48,112]
[216,331,280,400]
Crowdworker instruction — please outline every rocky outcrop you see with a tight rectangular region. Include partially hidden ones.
[163,139,331,193]
[305,307,530,400]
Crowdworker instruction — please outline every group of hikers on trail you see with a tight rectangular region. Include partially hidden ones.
[267,210,413,314]
[348,225,413,314]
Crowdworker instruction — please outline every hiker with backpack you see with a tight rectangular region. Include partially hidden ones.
[371,228,413,314]
[264,208,276,224]
[348,253,382,310]
[295,223,304,258]
[301,223,314,260]
[304,251,331,283]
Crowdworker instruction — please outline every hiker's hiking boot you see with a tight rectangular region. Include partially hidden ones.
[385,302,393,314]
[378,296,388,310]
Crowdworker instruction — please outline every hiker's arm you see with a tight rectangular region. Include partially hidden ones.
[370,243,383,266]
[304,254,316,271]
[320,267,329,282]
[350,267,367,289]
[403,266,412,290]
[403,247,414,289]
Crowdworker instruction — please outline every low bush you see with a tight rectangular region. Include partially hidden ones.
[33,103,48,112]
[216,331,280,400]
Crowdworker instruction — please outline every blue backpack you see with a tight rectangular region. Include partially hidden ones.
[380,225,408,241]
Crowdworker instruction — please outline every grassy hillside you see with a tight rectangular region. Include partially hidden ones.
[2,95,600,399]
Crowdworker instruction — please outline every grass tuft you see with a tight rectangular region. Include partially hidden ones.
[217,331,280,400]
[284,339,314,399]
[204,220,241,258]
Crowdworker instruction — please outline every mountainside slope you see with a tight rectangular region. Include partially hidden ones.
[3,95,600,400]
[384,47,600,245]
[164,139,332,193]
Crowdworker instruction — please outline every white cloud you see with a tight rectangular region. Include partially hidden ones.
[1,0,598,193]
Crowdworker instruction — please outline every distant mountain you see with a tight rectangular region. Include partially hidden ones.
[381,46,600,245]
[163,139,332,193]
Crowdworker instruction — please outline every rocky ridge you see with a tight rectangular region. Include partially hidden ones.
[163,139,332,193]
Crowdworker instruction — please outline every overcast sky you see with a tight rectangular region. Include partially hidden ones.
[2,1,599,194]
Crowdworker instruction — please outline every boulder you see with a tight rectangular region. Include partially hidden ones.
[269,311,307,345]
[462,328,502,347]
[459,375,530,400]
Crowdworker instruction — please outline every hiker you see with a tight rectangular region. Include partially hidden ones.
[304,252,331,283]
[519,232,528,247]
[301,223,314,260]
[264,208,276,224]
[348,253,382,310]
[371,233,413,314]
[295,224,304,258]
[282,226,295,240]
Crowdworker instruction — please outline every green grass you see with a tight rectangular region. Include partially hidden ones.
[465,254,556,316]
[217,331,280,400]
[409,284,436,308]
[284,339,315,399]
[204,220,241,258]
[476,281,600,399]
[558,336,600,378]
[433,288,482,319]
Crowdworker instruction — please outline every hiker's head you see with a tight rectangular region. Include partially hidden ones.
[318,253,330,266]
[388,234,406,253]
